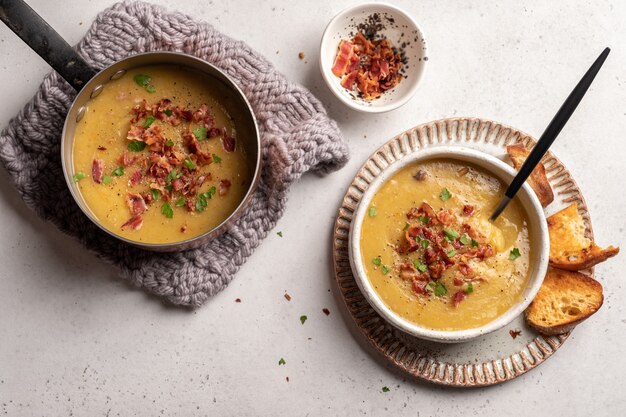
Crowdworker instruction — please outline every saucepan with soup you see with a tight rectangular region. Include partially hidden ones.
[1,1,261,251]
[349,147,549,343]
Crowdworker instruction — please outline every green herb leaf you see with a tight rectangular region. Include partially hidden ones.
[382,386,390,393]
[165,168,178,184]
[471,239,479,248]
[402,222,410,231]
[426,281,436,292]
[112,167,124,177]
[127,140,147,152]
[196,195,208,212]
[418,216,430,225]
[164,109,173,116]
[381,265,391,275]
[165,184,173,192]
[152,189,160,201]
[133,74,152,87]
[278,358,286,365]
[145,85,156,93]
[466,282,474,294]
[161,202,174,219]
[434,282,448,297]
[143,115,155,128]
[420,239,430,249]
[193,127,207,140]
[447,250,456,257]
[166,139,174,147]
[439,188,452,201]
[212,153,222,163]
[300,315,307,325]
[444,228,459,241]
[72,171,87,182]
[368,207,378,217]
[459,234,470,245]
[102,175,112,185]
[184,159,197,170]
[277,231,283,237]
[372,257,382,266]
[509,247,521,261]
[175,197,185,207]
[413,259,427,273]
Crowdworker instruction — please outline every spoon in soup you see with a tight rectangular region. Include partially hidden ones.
[490,47,610,221]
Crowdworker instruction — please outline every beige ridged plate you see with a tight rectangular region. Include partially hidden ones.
[332,117,594,387]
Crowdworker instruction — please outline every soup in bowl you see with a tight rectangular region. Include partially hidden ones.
[349,147,548,343]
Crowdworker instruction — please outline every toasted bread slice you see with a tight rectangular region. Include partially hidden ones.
[525,268,603,335]
[506,144,554,207]
[548,203,619,270]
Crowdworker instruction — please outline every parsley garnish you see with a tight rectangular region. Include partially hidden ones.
[195,187,216,212]
[420,240,430,249]
[402,222,410,231]
[413,259,427,272]
[418,216,430,224]
[165,139,174,147]
[439,188,452,201]
[444,229,459,241]
[278,358,286,365]
[72,171,86,182]
[212,153,222,163]
[466,282,474,294]
[277,231,283,237]
[175,197,185,207]
[373,257,382,266]
[447,250,456,257]
[434,282,448,297]
[193,127,207,140]
[381,265,391,275]
[368,206,378,217]
[382,386,390,393]
[145,85,156,93]
[509,248,521,260]
[127,141,146,152]
[161,202,174,219]
[143,115,155,128]
[151,189,159,201]
[471,239,479,248]
[112,167,124,176]
[300,315,307,325]
[184,159,197,170]
[459,234,470,245]
[165,168,178,184]
[102,175,112,185]
[164,109,173,116]
[133,74,156,93]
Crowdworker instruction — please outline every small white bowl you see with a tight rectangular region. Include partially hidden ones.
[319,3,428,113]
[348,147,549,343]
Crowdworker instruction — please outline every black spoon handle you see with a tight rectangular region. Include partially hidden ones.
[506,47,610,199]
[0,0,96,91]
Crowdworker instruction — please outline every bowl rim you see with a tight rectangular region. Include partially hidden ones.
[319,2,428,113]
[348,146,549,343]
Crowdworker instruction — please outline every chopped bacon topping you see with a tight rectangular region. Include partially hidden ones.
[462,204,475,217]
[119,151,139,167]
[127,125,145,142]
[121,215,143,230]
[222,133,236,152]
[126,193,147,215]
[412,279,429,295]
[128,171,142,187]
[92,159,104,184]
[219,179,232,196]
[331,40,356,77]
[453,291,466,307]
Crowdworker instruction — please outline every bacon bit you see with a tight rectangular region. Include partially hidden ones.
[284,293,292,301]
[453,276,464,286]
[412,279,429,295]
[509,329,522,339]
[332,40,356,77]
[219,179,232,196]
[126,193,147,215]
[462,205,475,217]
[458,167,470,177]
[91,159,104,183]
[121,215,143,230]
[143,125,166,152]
[436,209,456,226]
[97,146,107,151]
[413,169,428,181]
[235,298,241,303]
[119,151,139,167]
[127,125,145,142]
[142,191,154,204]
[185,199,195,212]
[222,133,236,152]
[452,291,466,307]
[322,308,330,316]
[130,99,151,123]
[458,262,473,276]
[180,225,187,233]
[128,170,142,187]
[399,262,418,280]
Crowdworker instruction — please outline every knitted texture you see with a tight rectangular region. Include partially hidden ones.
[0,1,349,306]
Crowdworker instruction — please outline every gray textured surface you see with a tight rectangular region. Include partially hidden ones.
[0,1,349,307]
[0,0,625,416]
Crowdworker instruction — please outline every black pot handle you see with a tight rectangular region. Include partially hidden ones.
[0,0,96,91]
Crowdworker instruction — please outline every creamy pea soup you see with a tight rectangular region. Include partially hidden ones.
[360,160,532,331]
[72,65,250,244]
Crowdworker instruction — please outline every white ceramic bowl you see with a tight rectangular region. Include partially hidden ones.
[319,3,428,113]
[348,147,549,343]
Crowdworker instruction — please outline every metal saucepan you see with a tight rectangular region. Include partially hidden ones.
[0,0,261,251]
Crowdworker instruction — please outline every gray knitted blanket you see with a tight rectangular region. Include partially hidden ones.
[0,1,349,306]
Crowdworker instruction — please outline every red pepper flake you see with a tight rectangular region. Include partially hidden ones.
[322,308,330,316]
[235,298,241,303]
[284,293,292,301]
[509,329,522,339]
